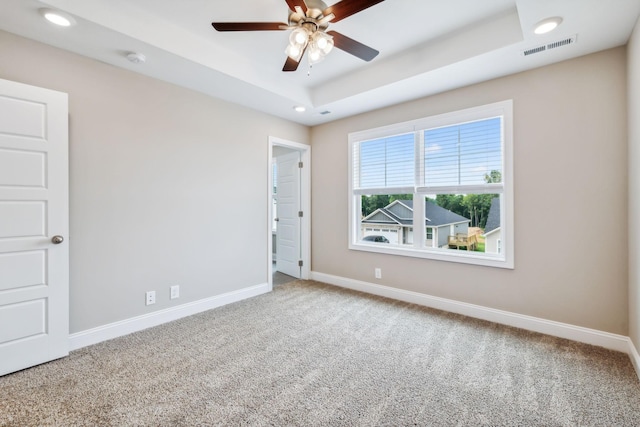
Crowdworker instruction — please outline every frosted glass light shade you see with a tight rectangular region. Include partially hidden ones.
[286,44,303,61]
[290,28,309,46]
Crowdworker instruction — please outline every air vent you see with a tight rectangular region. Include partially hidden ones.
[521,35,577,57]
[547,37,575,50]
[523,46,546,56]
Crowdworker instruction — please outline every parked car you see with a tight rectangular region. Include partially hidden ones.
[362,235,389,243]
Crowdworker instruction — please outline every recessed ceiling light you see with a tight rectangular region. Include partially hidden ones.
[534,17,563,35]
[39,8,76,27]
[294,106,306,113]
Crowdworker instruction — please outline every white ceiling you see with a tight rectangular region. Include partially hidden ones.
[1,0,639,126]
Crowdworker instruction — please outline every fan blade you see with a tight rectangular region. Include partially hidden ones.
[283,45,308,71]
[324,0,385,23]
[327,31,379,61]
[285,0,307,13]
[283,56,301,72]
[212,22,288,31]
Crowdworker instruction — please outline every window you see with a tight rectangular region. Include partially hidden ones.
[349,101,513,268]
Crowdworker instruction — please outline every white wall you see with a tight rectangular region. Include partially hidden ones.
[0,31,309,333]
[311,47,629,335]
[485,231,501,255]
[629,17,640,352]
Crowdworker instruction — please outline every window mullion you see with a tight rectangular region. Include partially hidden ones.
[413,194,426,249]
[414,131,426,249]
[415,130,424,189]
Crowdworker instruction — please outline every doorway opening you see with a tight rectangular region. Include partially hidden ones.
[268,137,310,288]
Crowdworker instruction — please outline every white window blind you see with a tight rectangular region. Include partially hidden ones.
[353,133,414,194]
[423,118,502,188]
[353,118,503,195]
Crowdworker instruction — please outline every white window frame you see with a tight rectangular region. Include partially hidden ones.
[348,100,514,269]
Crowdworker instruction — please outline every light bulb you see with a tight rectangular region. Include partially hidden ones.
[321,38,334,55]
[286,44,302,60]
[290,28,308,46]
[309,48,322,64]
[314,32,334,55]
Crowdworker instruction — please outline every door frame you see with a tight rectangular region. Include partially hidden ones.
[268,136,310,287]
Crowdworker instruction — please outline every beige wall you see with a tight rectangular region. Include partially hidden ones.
[0,29,634,339]
[311,47,629,335]
[629,18,640,350]
[0,31,309,333]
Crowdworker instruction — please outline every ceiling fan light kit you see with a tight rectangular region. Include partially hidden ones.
[212,0,385,72]
[283,2,335,65]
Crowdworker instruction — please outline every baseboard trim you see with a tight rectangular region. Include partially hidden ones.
[310,272,630,354]
[69,282,271,351]
[629,338,640,381]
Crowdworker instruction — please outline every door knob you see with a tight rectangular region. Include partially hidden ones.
[51,235,64,244]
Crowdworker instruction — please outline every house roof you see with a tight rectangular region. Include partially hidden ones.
[362,200,469,227]
[484,197,501,234]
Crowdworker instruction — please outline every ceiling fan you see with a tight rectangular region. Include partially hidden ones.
[212,0,385,72]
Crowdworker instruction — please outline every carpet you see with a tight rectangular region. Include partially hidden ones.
[1,280,639,426]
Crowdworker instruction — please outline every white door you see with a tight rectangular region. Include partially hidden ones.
[275,151,301,278]
[0,79,69,376]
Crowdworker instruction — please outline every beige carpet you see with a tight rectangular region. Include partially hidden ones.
[1,280,639,426]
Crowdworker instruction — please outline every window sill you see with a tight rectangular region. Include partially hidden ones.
[349,242,513,269]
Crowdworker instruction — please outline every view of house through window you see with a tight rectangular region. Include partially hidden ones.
[360,193,501,254]
[349,101,513,268]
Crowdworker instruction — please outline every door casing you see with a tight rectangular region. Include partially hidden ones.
[268,137,310,287]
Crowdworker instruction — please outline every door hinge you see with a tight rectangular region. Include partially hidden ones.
[298,161,303,168]
[298,211,303,218]
[298,260,303,267]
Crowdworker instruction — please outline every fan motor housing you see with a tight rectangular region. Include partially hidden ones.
[288,0,330,29]
[304,0,329,14]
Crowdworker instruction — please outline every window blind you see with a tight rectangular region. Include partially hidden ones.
[353,133,414,194]
[353,118,502,195]
[423,117,502,188]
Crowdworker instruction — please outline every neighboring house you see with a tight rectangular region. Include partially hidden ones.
[361,200,470,248]
[483,197,501,254]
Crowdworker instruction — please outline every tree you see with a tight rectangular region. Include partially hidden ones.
[484,170,502,184]
[435,194,467,218]
[461,193,497,228]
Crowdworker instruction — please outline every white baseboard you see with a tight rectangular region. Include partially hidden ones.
[630,338,640,381]
[69,282,271,351]
[310,272,630,354]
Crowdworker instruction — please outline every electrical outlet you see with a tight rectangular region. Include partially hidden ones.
[146,290,156,305]
[375,268,382,279]
[170,285,180,300]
